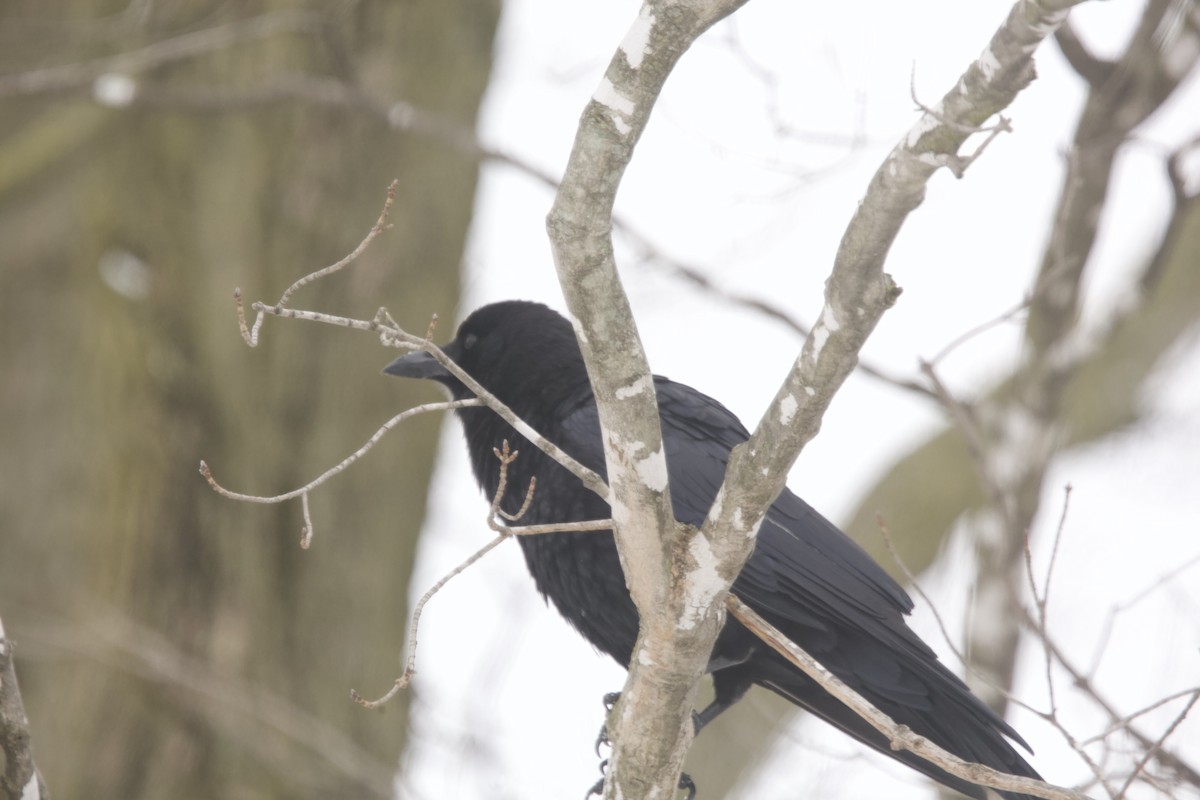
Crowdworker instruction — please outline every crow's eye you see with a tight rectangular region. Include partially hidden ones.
[462,333,478,350]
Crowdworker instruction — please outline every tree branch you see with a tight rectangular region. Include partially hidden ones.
[704,0,1086,563]
[0,10,321,98]
[547,2,753,797]
[725,596,1092,800]
[0,616,49,800]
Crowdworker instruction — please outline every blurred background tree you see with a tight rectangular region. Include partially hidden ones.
[0,1,498,797]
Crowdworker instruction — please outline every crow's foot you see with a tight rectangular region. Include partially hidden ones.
[585,759,608,798]
[585,758,697,799]
[593,692,622,755]
[589,691,697,798]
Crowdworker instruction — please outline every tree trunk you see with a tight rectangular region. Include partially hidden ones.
[0,1,498,797]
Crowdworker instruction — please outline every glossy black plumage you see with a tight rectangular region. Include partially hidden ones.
[385,300,1041,799]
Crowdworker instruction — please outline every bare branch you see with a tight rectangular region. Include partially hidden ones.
[224,175,609,500]
[200,399,483,506]
[0,10,322,98]
[1115,691,1200,799]
[277,180,398,307]
[480,442,614,536]
[926,295,1031,368]
[351,532,510,710]
[1053,20,1116,86]
[238,298,611,499]
[1082,689,1200,748]
[487,441,536,524]
[644,246,936,399]
[299,492,314,550]
[704,0,1085,607]
[352,440,614,711]
[238,180,398,347]
[0,616,49,800]
[1015,606,1200,790]
[1024,486,1073,721]
[547,2,753,797]
[726,595,1092,800]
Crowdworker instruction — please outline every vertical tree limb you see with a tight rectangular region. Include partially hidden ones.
[0,616,49,800]
[547,0,1084,797]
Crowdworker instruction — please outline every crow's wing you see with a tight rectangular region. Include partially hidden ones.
[649,377,913,613]
[556,375,913,623]
[645,376,1030,749]
[555,375,1029,749]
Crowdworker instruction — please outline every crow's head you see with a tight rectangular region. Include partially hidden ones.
[383,301,590,411]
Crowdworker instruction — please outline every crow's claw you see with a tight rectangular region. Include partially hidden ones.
[585,759,608,798]
[594,692,622,755]
[591,691,696,797]
[594,727,609,757]
[587,764,697,799]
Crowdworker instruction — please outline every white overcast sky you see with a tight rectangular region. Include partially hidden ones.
[399,1,1200,798]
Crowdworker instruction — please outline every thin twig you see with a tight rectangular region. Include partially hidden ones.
[0,10,322,98]
[877,513,967,663]
[1024,485,1073,717]
[497,475,537,523]
[925,256,1080,368]
[909,62,1015,137]
[919,360,1013,529]
[277,180,398,307]
[499,519,616,536]
[1088,548,1200,675]
[252,303,416,343]
[907,63,1015,177]
[487,440,524,525]
[299,492,314,549]
[351,532,510,710]
[1036,484,1072,611]
[1115,690,1199,799]
[239,300,610,499]
[926,296,1030,367]
[875,514,1037,716]
[238,181,398,347]
[484,441,611,535]
[351,440,613,711]
[200,400,483,506]
[1081,688,1200,746]
[234,287,253,346]
[1015,604,1200,792]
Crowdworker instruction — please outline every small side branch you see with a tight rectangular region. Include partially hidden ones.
[200,399,483,547]
[277,181,398,308]
[351,532,510,710]
[230,295,610,500]
[237,180,398,347]
[1115,690,1200,800]
[352,441,611,710]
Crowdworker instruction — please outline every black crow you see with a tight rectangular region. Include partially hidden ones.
[385,300,1041,799]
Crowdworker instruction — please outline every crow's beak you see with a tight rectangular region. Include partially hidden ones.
[382,349,452,381]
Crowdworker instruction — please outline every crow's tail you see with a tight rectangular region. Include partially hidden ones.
[760,664,1043,800]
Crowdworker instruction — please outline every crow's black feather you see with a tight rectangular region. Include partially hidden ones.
[385,300,1042,799]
